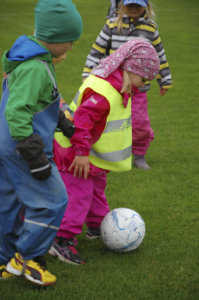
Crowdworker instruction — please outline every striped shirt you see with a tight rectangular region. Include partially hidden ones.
[82,13,172,91]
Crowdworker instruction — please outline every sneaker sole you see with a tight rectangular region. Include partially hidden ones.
[48,247,82,266]
[6,262,22,276]
[24,273,56,286]
[133,162,150,170]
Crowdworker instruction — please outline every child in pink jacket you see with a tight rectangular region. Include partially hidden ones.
[49,39,160,264]
[83,0,172,169]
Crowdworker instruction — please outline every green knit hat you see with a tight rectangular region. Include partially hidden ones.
[35,0,82,43]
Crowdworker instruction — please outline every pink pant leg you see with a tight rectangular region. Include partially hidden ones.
[131,91,154,156]
[57,172,95,239]
[86,173,110,228]
[57,172,109,239]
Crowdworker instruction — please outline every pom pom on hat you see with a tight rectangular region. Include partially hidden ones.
[35,0,82,43]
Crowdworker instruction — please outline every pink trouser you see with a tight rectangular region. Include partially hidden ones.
[132,91,154,156]
[57,171,110,239]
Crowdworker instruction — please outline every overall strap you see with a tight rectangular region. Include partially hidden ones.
[35,59,57,89]
[35,59,59,100]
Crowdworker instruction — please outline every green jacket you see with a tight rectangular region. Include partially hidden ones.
[1,35,57,139]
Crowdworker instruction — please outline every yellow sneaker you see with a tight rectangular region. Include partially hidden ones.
[0,264,15,279]
[6,253,56,286]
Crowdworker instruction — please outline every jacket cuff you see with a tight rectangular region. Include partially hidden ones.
[74,147,90,156]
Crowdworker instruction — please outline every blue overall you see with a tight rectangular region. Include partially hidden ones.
[0,68,68,263]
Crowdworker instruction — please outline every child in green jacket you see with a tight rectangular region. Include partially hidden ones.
[0,0,82,286]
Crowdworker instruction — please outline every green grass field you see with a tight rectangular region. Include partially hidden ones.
[0,0,199,299]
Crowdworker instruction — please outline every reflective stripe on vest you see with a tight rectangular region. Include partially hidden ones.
[54,75,132,172]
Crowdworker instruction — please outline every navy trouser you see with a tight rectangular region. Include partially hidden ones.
[0,153,67,264]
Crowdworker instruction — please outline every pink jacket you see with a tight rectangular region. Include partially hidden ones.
[53,68,139,176]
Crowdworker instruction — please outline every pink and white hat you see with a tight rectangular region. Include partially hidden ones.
[92,39,160,81]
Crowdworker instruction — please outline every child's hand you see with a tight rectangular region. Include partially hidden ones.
[57,109,75,138]
[16,134,51,180]
[160,88,169,96]
[69,156,90,179]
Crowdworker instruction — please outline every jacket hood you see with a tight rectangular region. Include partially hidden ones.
[2,35,51,74]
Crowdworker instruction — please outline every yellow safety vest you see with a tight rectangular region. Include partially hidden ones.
[55,75,132,172]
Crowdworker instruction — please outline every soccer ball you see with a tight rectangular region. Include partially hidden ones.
[100,208,146,253]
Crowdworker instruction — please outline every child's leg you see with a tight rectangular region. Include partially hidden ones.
[0,157,66,282]
[1,155,67,260]
[86,173,109,229]
[131,91,154,156]
[57,171,95,239]
[0,160,22,265]
[50,171,96,264]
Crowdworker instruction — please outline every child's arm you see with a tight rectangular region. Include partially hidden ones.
[82,21,112,78]
[5,60,55,139]
[151,27,172,93]
[68,92,110,178]
[5,61,54,180]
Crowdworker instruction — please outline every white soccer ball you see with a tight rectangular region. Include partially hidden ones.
[100,208,146,253]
